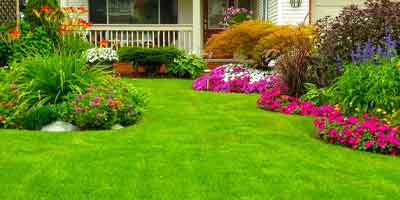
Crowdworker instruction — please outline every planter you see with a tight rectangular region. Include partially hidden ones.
[159,64,167,73]
[137,66,146,73]
[113,63,136,74]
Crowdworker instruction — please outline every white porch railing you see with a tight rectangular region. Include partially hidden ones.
[85,24,194,53]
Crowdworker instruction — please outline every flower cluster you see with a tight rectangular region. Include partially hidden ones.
[257,85,400,156]
[193,64,281,93]
[61,82,146,130]
[221,7,252,26]
[349,27,397,65]
[315,113,400,156]
[86,48,118,64]
[257,86,338,117]
[59,6,91,33]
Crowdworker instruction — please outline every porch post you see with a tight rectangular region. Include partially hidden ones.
[192,0,202,55]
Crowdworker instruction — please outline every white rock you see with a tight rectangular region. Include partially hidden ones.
[111,124,124,130]
[41,121,79,132]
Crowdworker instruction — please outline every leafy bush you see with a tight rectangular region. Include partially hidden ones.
[118,47,183,73]
[205,20,276,61]
[60,81,147,130]
[167,54,205,78]
[316,0,400,64]
[58,35,93,55]
[22,105,59,130]
[205,20,315,67]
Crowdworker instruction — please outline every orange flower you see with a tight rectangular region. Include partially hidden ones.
[59,25,68,33]
[64,6,76,13]
[114,99,122,106]
[78,18,91,27]
[78,5,88,13]
[40,5,52,13]
[9,29,20,39]
[99,39,109,47]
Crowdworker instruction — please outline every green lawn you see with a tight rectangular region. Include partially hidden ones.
[0,79,399,200]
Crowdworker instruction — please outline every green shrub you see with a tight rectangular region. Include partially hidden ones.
[167,54,205,78]
[60,81,147,130]
[14,51,108,106]
[316,0,400,64]
[8,25,54,64]
[23,0,60,28]
[327,57,400,117]
[58,35,93,55]
[22,105,59,130]
[118,47,184,72]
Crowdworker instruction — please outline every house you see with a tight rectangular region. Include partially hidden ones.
[59,0,365,55]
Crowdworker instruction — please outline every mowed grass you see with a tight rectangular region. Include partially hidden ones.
[0,79,399,200]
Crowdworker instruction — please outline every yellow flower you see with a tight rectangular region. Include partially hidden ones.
[349,102,353,107]
[355,108,360,112]
[376,108,382,113]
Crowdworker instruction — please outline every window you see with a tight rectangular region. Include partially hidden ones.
[89,0,178,24]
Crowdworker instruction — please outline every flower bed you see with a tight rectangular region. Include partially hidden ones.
[257,86,400,157]
[193,64,281,93]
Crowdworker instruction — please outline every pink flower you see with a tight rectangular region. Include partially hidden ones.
[107,99,113,105]
[9,84,17,89]
[96,113,101,119]
[346,116,359,124]
[364,141,373,149]
[94,97,102,102]
[76,107,82,113]
[89,101,95,107]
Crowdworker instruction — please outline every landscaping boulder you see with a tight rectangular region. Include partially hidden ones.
[41,121,78,132]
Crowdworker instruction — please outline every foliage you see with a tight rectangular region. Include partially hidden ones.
[7,25,54,64]
[24,0,62,42]
[327,57,400,121]
[300,83,334,106]
[274,27,315,97]
[222,7,252,26]
[60,82,147,130]
[86,48,118,65]
[58,34,93,55]
[167,54,205,78]
[315,0,400,64]
[205,20,315,67]
[118,47,183,72]
[193,64,281,93]
[22,105,59,130]
[205,20,276,61]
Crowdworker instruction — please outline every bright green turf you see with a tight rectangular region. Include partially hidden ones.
[0,79,399,200]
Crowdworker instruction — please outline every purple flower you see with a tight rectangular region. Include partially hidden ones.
[130,111,136,116]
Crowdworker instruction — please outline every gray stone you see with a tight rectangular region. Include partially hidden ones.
[41,121,79,132]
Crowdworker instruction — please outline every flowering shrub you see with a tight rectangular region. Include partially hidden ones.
[315,113,400,156]
[257,85,400,157]
[60,81,147,130]
[193,64,282,93]
[222,7,252,26]
[86,48,118,65]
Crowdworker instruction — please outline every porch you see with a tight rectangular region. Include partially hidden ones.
[62,0,263,55]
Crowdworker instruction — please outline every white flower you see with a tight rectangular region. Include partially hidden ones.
[85,48,118,64]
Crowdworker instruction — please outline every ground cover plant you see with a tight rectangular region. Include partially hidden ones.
[193,64,281,93]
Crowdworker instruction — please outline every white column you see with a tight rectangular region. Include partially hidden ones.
[192,0,202,55]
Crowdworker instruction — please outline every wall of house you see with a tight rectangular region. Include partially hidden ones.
[311,0,365,22]
[265,0,309,25]
[178,0,193,24]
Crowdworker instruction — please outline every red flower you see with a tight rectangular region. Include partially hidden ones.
[40,5,52,13]
[99,39,109,47]
[9,29,20,39]
[59,25,68,33]
[78,18,91,27]
[78,5,88,13]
